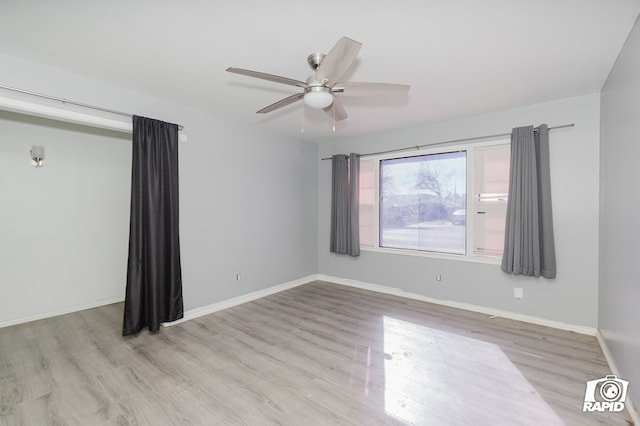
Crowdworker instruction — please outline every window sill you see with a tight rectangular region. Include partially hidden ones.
[359,245,502,265]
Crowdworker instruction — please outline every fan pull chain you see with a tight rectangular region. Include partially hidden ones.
[332,102,336,132]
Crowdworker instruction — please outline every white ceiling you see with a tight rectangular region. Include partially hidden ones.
[0,1,638,142]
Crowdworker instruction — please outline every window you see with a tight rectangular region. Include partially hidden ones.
[359,160,376,247]
[359,141,510,261]
[472,144,510,256]
[380,151,467,255]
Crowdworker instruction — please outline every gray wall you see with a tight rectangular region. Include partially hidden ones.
[600,16,640,410]
[0,52,318,324]
[318,93,601,327]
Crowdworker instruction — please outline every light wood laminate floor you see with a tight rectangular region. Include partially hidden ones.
[0,281,633,425]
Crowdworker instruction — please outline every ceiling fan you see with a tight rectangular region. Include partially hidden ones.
[226,36,410,121]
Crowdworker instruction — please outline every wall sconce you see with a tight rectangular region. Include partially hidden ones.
[30,145,44,167]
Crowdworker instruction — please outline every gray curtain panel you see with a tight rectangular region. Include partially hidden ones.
[330,153,360,256]
[501,124,556,278]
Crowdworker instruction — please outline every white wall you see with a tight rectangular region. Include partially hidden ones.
[0,52,318,325]
[0,112,131,324]
[599,15,640,411]
[318,93,601,327]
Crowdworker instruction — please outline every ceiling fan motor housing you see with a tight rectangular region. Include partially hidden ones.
[307,53,326,70]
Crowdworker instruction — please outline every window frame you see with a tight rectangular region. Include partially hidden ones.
[359,138,510,265]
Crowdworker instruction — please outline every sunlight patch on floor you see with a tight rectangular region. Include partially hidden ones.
[382,315,564,424]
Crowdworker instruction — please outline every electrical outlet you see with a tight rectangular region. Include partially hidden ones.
[236,274,241,281]
[435,274,442,282]
[514,288,524,299]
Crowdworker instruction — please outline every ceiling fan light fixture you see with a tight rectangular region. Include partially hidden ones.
[304,86,333,109]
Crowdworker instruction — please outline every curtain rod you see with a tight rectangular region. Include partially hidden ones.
[320,123,574,160]
[0,83,184,131]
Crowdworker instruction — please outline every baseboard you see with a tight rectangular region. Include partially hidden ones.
[316,274,598,336]
[0,296,125,329]
[162,274,320,327]
[596,330,640,425]
[1,274,597,339]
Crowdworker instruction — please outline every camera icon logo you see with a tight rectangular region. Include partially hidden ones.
[583,375,629,412]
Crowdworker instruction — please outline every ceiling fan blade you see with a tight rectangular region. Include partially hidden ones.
[315,37,362,86]
[226,67,307,88]
[333,82,410,97]
[323,97,347,121]
[256,93,304,114]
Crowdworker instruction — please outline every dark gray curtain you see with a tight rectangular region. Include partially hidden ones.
[501,124,556,278]
[123,116,184,336]
[330,153,360,256]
